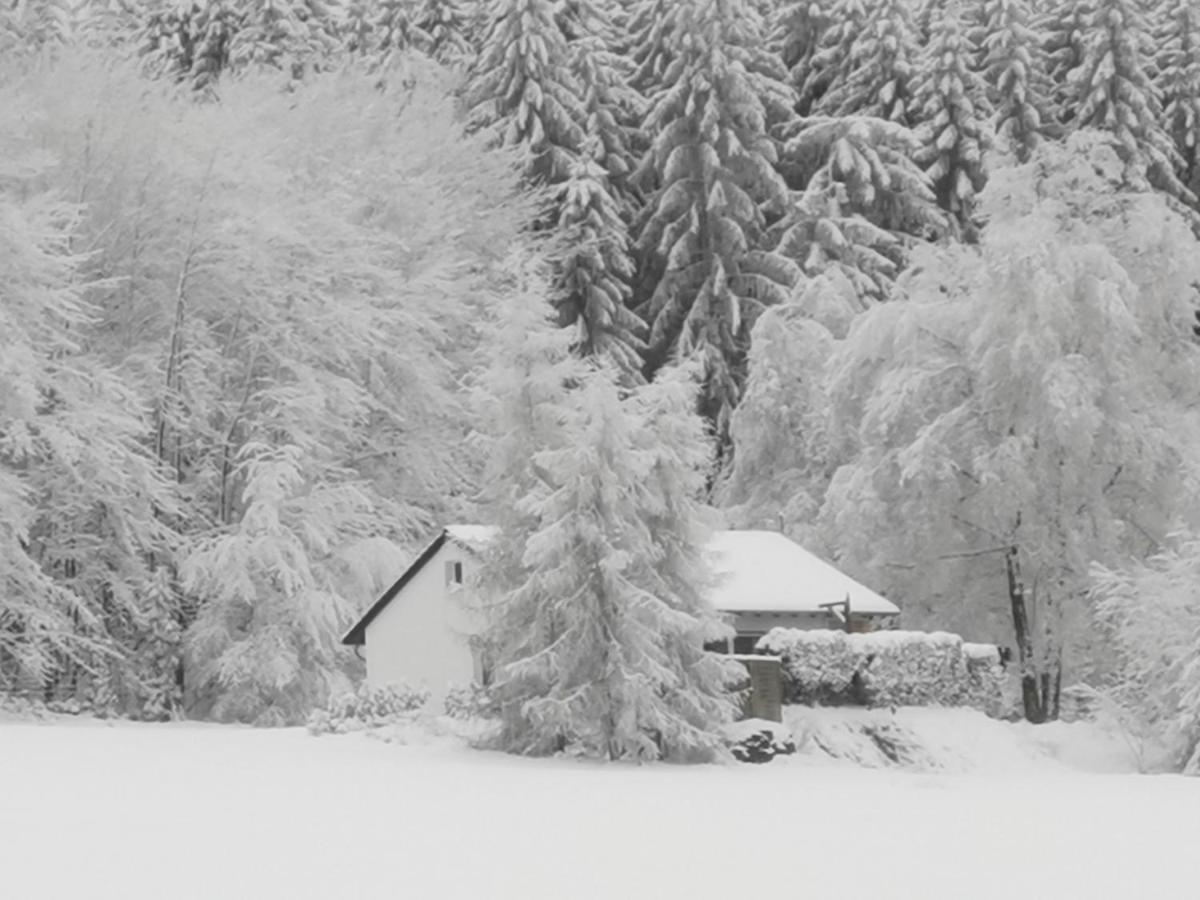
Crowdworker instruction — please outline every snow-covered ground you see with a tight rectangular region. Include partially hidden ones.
[3,714,1198,900]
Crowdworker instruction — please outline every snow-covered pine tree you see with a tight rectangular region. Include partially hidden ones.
[769,0,833,115]
[1154,0,1200,200]
[777,116,943,300]
[562,1,643,210]
[229,0,338,78]
[812,0,920,125]
[411,0,475,63]
[1067,0,1190,199]
[181,444,375,725]
[980,0,1057,162]
[636,0,798,444]
[480,328,739,760]
[912,2,989,229]
[1038,0,1091,126]
[624,0,674,93]
[0,0,77,54]
[468,0,584,185]
[137,0,243,90]
[470,254,594,688]
[799,0,868,119]
[546,1,644,373]
[555,157,645,375]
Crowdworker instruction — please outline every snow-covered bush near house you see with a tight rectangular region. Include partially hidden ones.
[306,683,430,735]
[443,683,497,721]
[759,628,1006,713]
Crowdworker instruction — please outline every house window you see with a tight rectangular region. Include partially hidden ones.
[733,634,764,655]
[445,560,463,587]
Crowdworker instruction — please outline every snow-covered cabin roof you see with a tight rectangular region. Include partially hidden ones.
[444,524,499,551]
[341,526,897,645]
[707,530,899,616]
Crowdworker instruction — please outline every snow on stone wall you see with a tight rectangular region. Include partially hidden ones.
[757,628,1006,715]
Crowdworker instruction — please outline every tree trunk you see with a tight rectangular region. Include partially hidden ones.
[1006,546,1045,723]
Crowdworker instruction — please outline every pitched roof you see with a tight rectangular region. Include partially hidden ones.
[706,530,899,615]
[341,526,898,645]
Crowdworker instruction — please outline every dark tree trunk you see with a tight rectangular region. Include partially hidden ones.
[1004,546,1066,723]
[1006,546,1045,723]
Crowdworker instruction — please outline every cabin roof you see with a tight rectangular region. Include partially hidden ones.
[341,526,898,645]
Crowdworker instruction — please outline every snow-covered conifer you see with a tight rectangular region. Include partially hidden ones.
[411,0,475,63]
[981,0,1056,162]
[1154,0,1200,197]
[564,4,643,208]
[636,0,798,441]
[480,342,739,760]
[770,0,833,114]
[813,0,920,125]
[1065,0,1188,197]
[469,0,584,184]
[624,0,674,92]
[554,158,645,375]
[912,3,989,227]
[778,116,943,298]
[800,0,868,118]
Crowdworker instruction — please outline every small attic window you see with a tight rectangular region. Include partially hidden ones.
[445,560,464,587]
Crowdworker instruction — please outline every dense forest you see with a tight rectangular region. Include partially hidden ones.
[2,0,1199,764]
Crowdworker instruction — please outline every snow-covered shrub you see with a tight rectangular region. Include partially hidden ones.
[725,720,797,764]
[443,683,498,721]
[306,683,429,735]
[759,628,1005,714]
[963,643,1008,718]
[1092,535,1200,773]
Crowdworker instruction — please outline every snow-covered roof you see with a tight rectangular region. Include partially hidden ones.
[707,530,899,616]
[444,524,499,551]
[343,526,897,644]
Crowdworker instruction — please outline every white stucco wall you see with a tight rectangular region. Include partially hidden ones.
[363,542,483,709]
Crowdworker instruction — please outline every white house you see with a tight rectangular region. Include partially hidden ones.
[341,525,899,706]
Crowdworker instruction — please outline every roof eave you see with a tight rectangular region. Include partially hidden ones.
[339,531,449,646]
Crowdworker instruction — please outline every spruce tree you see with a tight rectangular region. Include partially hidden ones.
[1155,0,1200,198]
[981,0,1056,162]
[1039,0,1093,126]
[480,341,739,760]
[624,0,675,92]
[1067,0,1189,198]
[912,2,989,228]
[802,0,869,117]
[469,0,585,185]
[635,0,798,442]
[564,2,643,210]
[813,0,920,125]
[412,0,475,63]
[555,157,645,375]
[770,0,833,115]
[778,116,941,300]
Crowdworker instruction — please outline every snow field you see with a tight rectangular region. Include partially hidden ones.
[2,718,1199,900]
